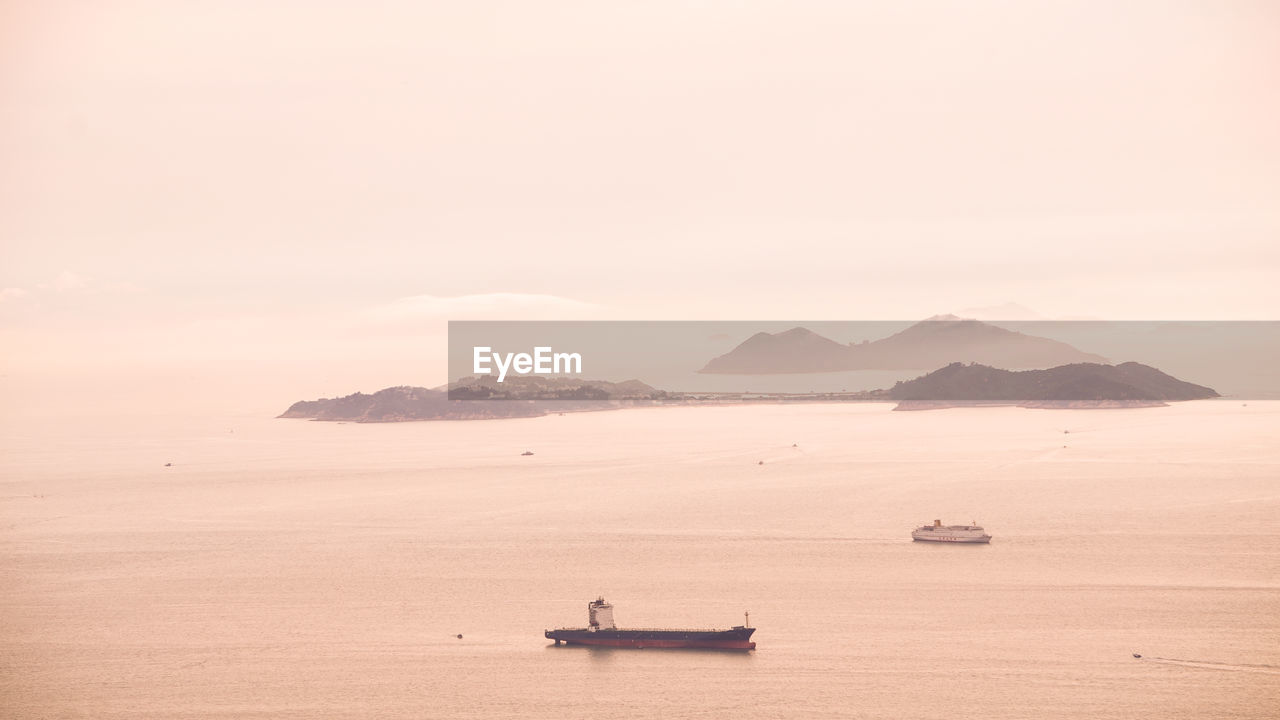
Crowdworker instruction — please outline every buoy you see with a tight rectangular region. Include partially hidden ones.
[457,634,463,639]
[758,460,764,465]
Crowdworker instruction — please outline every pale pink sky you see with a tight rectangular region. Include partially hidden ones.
[1,1,1277,415]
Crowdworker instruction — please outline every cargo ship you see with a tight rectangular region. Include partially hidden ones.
[545,598,756,650]
[911,519,992,543]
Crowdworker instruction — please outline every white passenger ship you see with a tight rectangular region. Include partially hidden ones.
[911,519,992,543]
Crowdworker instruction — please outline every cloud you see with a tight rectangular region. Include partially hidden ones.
[369,293,605,324]
[99,281,146,295]
[1,288,29,301]
[53,271,88,292]
[957,303,1046,321]
[23,272,145,298]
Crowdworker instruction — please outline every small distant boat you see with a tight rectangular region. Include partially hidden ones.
[1133,653,1142,658]
[911,519,991,543]
[164,463,172,467]
[521,450,534,456]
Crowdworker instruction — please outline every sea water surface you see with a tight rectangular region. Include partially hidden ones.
[2,402,1278,718]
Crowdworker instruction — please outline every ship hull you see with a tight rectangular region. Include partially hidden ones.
[545,627,756,650]
[911,532,991,543]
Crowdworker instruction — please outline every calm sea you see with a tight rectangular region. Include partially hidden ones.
[2,402,1278,718]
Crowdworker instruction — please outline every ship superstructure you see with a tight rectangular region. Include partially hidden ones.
[911,519,992,543]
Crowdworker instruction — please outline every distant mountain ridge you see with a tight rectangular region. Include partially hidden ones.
[700,327,853,373]
[699,317,1107,373]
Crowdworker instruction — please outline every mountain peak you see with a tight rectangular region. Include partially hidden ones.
[700,319,1108,374]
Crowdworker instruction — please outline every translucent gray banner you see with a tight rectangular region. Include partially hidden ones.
[447,320,1279,407]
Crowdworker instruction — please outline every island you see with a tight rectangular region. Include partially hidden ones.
[886,361,1219,410]
[278,377,666,422]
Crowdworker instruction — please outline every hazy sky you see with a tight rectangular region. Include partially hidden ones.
[2,1,1277,414]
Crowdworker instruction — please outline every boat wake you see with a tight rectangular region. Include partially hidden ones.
[1141,656,1280,675]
